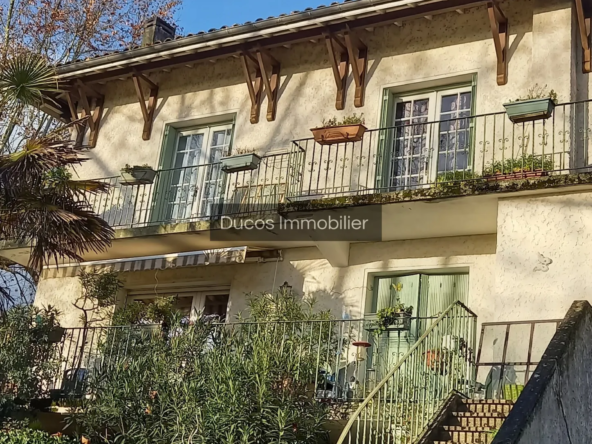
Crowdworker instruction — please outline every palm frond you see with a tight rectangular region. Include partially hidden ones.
[0,53,60,107]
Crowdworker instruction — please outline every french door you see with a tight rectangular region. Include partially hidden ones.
[165,124,232,221]
[387,87,473,189]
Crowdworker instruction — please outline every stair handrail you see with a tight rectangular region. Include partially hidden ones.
[336,301,477,444]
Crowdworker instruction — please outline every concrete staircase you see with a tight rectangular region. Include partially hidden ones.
[431,399,514,444]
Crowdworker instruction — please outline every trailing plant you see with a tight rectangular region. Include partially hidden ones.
[232,147,257,155]
[0,305,62,413]
[510,84,558,104]
[71,290,334,444]
[483,154,554,176]
[321,113,365,127]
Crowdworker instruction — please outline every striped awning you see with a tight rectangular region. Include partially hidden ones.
[42,247,247,279]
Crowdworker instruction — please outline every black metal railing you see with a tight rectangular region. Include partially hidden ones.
[45,315,453,402]
[86,152,296,229]
[289,100,591,200]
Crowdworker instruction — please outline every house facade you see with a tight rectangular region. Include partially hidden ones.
[1,0,591,369]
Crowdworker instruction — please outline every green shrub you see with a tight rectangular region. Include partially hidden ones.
[0,429,76,444]
[0,306,62,408]
[71,290,334,444]
[436,170,480,183]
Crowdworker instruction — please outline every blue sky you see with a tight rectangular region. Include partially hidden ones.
[176,0,320,33]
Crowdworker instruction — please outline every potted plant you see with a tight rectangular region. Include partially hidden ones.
[311,113,367,145]
[503,85,558,123]
[120,164,157,185]
[483,154,554,181]
[371,295,413,336]
[221,147,262,173]
[425,348,447,375]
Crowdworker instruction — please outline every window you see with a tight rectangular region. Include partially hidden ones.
[163,123,233,221]
[388,86,473,189]
[128,292,230,322]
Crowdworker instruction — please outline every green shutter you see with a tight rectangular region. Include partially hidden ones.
[151,125,179,223]
[375,89,394,191]
[423,274,469,317]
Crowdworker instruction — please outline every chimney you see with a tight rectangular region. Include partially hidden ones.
[141,16,176,47]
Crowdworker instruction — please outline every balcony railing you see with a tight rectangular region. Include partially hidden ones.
[46,315,462,402]
[83,100,592,228]
[289,100,592,200]
[86,152,297,229]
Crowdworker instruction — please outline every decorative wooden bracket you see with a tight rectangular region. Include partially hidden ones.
[575,0,591,73]
[488,1,508,85]
[132,72,159,140]
[73,81,104,147]
[324,33,349,110]
[240,52,263,124]
[256,49,281,122]
[343,28,367,108]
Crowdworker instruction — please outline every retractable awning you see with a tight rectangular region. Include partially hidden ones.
[42,247,247,279]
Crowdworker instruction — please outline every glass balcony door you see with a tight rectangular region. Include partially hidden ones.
[165,124,232,221]
[388,87,473,189]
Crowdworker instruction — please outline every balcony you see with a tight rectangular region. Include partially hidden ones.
[84,100,592,236]
[286,100,592,208]
[87,152,296,230]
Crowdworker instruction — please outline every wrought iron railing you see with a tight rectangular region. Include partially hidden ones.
[85,152,297,229]
[336,302,477,444]
[46,315,451,401]
[289,100,591,200]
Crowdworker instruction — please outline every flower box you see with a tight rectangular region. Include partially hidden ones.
[484,170,548,181]
[503,98,555,123]
[310,124,367,145]
[121,166,157,185]
[220,153,261,173]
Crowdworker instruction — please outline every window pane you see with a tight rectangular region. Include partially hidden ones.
[203,295,229,320]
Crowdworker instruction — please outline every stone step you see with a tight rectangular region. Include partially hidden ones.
[458,399,514,415]
[439,425,497,444]
[449,411,506,429]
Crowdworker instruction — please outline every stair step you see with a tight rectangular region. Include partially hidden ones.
[458,399,514,415]
[439,426,496,444]
[448,413,505,429]
[452,411,506,418]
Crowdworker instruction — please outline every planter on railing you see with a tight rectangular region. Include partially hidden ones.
[47,326,66,343]
[484,170,548,181]
[221,153,261,173]
[120,166,157,185]
[310,124,367,145]
[503,98,555,123]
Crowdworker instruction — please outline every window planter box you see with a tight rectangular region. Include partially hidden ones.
[484,170,548,181]
[121,166,157,185]
[365,313,412,332]
[221,153,261,173]
[503,98,555,123]
[310,124,367,145]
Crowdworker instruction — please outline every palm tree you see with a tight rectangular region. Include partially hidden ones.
[0,52,113,275]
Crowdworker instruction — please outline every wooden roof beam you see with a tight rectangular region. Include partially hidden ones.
[75,81,104,147]
[324,33,349,110]
[256,48,280,122]
[487,0,508,85]
[240,52,263,124]
[132,73,158,140]
[344,27,367,107]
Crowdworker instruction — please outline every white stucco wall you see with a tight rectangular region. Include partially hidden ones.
[71,0,577,180]
[35,234,496,327]
[495,191,592,321]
